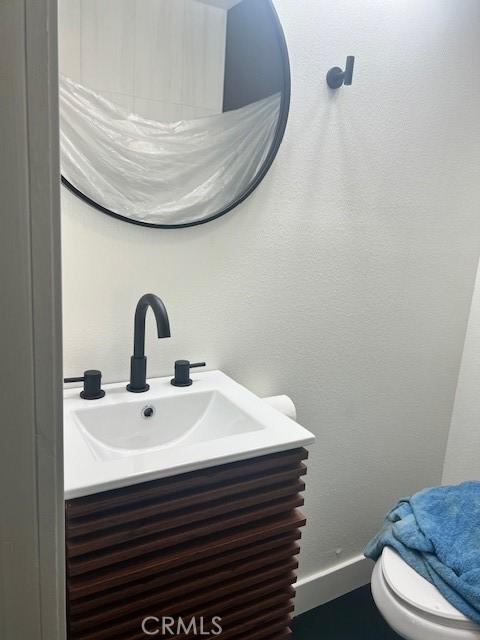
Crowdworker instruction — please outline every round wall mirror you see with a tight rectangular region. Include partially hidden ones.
[58,0,290,228]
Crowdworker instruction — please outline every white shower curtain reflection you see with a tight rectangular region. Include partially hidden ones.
[60,76,281,226]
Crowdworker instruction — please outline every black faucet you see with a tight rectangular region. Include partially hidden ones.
[126,293,171,393]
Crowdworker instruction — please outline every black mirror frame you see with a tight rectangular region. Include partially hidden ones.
[60,0,291,230]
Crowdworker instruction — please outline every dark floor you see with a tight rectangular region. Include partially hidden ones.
[292,585,403,639]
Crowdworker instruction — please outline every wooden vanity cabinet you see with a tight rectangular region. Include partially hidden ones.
[65,447,308,640]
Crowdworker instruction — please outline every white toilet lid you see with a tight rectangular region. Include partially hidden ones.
[381,547,478,629]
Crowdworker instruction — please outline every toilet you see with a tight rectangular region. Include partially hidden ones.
[371,547,480,639]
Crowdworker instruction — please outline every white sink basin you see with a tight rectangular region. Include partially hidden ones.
[64,370,315,498]
[74,390,264,461]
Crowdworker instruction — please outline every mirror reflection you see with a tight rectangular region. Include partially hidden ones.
[58,0,290,227]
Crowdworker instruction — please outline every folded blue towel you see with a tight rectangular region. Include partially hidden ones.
[365,481,480,623]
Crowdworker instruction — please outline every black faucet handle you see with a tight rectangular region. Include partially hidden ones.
[171,360,206,387]
[64,369,105,400]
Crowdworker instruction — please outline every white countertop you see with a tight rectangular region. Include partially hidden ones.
[64,370,315,499]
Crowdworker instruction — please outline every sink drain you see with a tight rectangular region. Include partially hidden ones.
[142,405,155,419]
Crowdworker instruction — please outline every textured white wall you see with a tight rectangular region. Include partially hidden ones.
[443,259,480,485]
[62,0,480,591]
[58,0,226,120]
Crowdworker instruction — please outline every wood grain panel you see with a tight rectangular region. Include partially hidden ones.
[264,630,292,640]
[68,495,304,574]
[71,567,297,634]
[145,597,294,640]
[177,613,292,640]
[69,536,301,610]
[67,481,305,556]
[112,603,295,640]
[68,513,305,599]
[67,463,307,536]
[76,583,296,640]
[67,448,308,517]
[70,543,300,619]
[66,448,308,640]
[175,593,295,640]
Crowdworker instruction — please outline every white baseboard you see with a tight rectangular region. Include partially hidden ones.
[294,554,375,616]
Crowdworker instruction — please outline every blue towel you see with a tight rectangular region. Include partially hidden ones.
[365,482,480,624]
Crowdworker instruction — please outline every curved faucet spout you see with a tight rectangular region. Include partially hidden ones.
[133,293,171,358]
[127,293,171,393]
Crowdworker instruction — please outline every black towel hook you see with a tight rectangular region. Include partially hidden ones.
[326,56,355,89]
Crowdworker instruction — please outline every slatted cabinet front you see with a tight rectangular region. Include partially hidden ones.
[65,447,309,640]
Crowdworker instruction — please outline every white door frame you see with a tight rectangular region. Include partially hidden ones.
[0,0,65,638]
